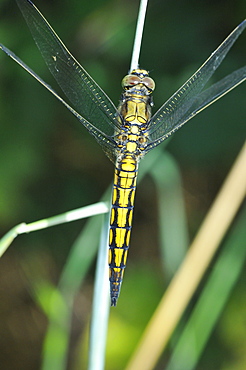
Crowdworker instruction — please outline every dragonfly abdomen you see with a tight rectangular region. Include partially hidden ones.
[109,155,138,306]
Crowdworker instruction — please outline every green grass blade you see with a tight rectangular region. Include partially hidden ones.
[0,223,26,257]
[150,151,189,277]
[40,205,109,370]
[40,213,107,369]
[88,214,110,370]
[0,202,108,258]
[166,207,246,370]
[40,284,70,370]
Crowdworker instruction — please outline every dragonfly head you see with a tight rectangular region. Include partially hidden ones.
[122,69,155,94]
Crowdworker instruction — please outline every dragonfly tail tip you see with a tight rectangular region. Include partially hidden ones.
[111,297,118,307]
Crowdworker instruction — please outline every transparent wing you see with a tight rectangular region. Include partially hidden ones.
[16,0,121,137]
[0,43,118,162]
[146,20,246,151]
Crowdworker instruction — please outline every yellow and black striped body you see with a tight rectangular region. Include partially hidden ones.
[109,69,155,306]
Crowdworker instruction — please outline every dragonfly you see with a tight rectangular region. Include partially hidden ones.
[0,0,245,306]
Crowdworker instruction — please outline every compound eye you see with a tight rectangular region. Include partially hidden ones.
[122,75,141,88]
[142,77,155,91]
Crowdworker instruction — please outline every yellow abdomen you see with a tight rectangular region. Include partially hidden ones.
[109,155,138,306]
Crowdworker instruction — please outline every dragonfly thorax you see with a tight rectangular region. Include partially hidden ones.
[118,70,154,127]
[116,124,149,162]
[115,69,155,160]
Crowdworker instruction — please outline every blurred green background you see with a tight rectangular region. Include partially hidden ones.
[0,0,245,369]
